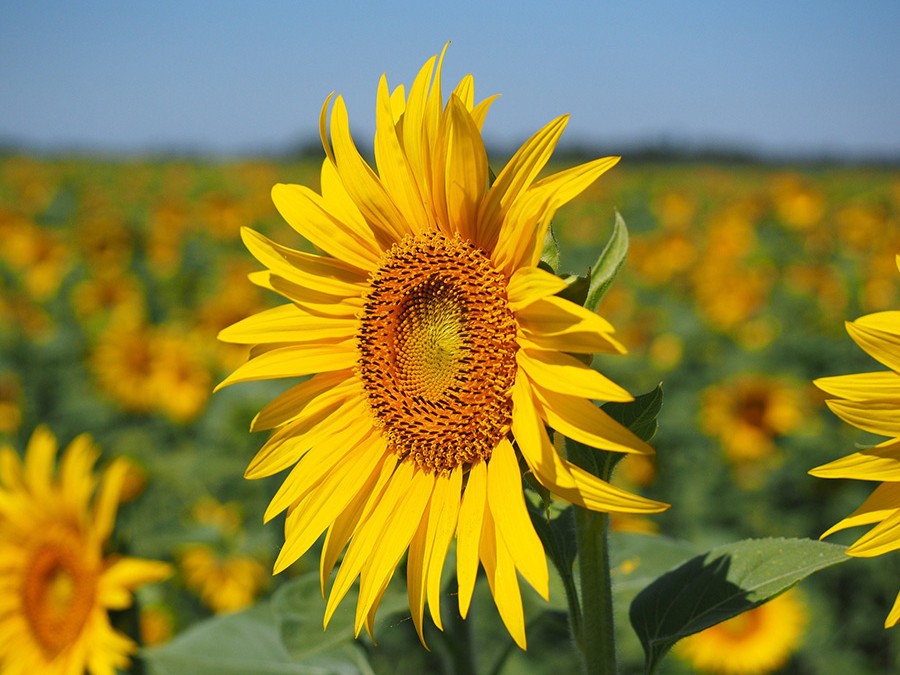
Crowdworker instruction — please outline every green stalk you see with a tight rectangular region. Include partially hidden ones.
[574,507,617,675]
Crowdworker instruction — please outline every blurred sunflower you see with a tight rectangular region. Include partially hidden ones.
[91,322,211,422]
[811,255,900,627]
[675,590,807,674]
[218,46,668,648]
[701,375,806,465]
[0,427,171,674]
[178,544,268,614]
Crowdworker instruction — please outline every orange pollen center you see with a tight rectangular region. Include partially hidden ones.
[357,232,518,474]
[22,527,99,658]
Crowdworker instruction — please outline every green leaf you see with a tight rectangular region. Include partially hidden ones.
[557,274,590,308]
[530,504,578,581]
[584,211,629,312]
[629,537,849,674]
[602,384,663,443]
[540,224,561,272]
[609,532,699,604]
[142,603,369,675]
[272,570,409,661]
[565,385,664,482]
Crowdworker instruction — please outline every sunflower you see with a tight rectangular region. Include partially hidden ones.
[700,374,806,464]
[218,47,668,648]
[178,544,269,614]
[0,426,171,674]
[810,255,900,628]
[674,590,807,674]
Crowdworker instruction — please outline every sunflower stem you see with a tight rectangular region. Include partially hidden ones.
[574,506,617,675]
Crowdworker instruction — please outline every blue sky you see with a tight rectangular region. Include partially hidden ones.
[2,1,898,158]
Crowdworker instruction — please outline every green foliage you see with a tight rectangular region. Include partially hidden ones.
[629,537,849,674]
[603,384,663,444]
[584,211,629,312]
[142,603,372,675]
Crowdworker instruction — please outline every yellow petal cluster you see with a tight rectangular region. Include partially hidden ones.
[811,255,900,627]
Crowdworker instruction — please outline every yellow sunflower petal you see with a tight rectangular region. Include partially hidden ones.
[407,502,432,644]
[487,438,549,599]
[479,505,527,649]
[355,469,435,636]
[364,571,394,641]
[825,399,900,438]
[59,434,99,511]
[846,507,900,557]
[319,93,336,164]
[240,227,367,292]
[517,296,625,354]
[250,370,355,432]
[330,95,410,244]
[273,433,386,573]
[566,461,669,513]
[271,182,381,270]
[478,116,569,250]
[218,303,358,345]
[214,342,358,391]
[266,274,366,316]
[407,468,459,641]
[846,311,900,373]
[470,94,499,131]
[320,458,396,596]
[401,53,438,189]
[441,95,488,243]
[264,415,373,522]
[98,558,172,609]
[886,590,900,628]
[389,84,406,123]
[92,457,129,542]
[24,425,56,496]
[374,75,430,235]
[456,459,487,619]
[814,370,900,401]
[820,482,900,538]
[425,467,462,630]
[518,294,616,335]
[517,348,633,402]
[523,156,621,267]
[511,376,667,514]
[531,382,653,455]
[319,159,376,243]
[324,461,428,629]
[452,73,474,109]
[248,396,367,481]
[506,266,569,312]
[0,447,25,492]
[809,439,900,481]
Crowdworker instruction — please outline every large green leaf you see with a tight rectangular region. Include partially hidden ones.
[584,211,629,312]
[142,602,372,675]
[629,537,849,674]
[273,570,410,661]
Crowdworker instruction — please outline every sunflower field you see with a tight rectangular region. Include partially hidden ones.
[1,150,898,674]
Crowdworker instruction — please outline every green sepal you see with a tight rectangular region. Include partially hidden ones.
[540,223,561,273]
[566,385,664,482]
[584,211,629,312]
[602,384,663,444]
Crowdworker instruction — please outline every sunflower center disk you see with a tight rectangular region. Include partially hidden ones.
[23,528,98,657]
[358,233,518,474]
